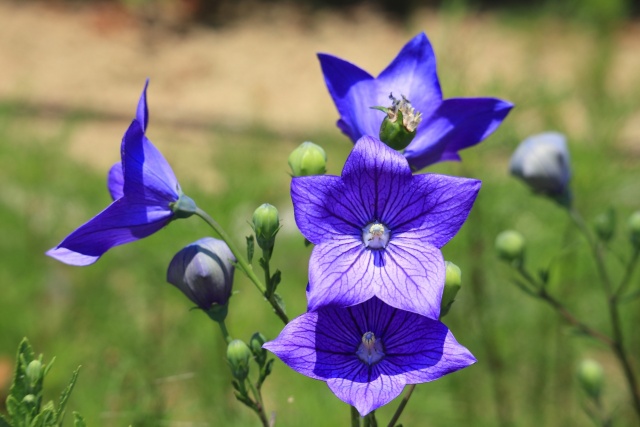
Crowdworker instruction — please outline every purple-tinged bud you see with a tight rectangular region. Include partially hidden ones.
[495,230,525,264]
[372,93,422,151]
[509,132,571,202]
[629,211,640,248]
[593,209,615,242]
[577,359,604,399]
[252,204,280,253]
[288,142,327,176]
[440,261,462,318]
[166,238,235,314]
[227,339,251,381]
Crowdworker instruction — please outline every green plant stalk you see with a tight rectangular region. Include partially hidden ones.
[218,319,232,344]
[262,251,274,298]
[350,405,361,427]
[387,384,415,427]
[616,246,639,298]
[569,207,640,419]
[195,208,289,324]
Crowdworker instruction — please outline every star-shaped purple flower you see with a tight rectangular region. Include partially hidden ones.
[292,135,480,319]
[263,297,475,416]
[318,32,513,171]
[47,80,193,266]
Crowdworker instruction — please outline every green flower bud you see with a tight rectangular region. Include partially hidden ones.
[227,339,251,381]
[577,359,604,399]
[26,360,43,387]
[288,142,327,176]
[495,230,525,263]
[373,94,422,151]
[252,204,280,253]
[249,332,267,366]
[629,211,640,248]
[440,261,462,318]
[593,209,615,242]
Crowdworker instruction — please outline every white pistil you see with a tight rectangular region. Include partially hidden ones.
[362,222,390,249]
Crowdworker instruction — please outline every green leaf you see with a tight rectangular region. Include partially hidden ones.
[270,270,281,290]
[6,396,22,424]
[9,339,36,411]
[55,366,80,426]
[303,238,312,247]
[29,402,55,427]
[246,235,255,264]
[0,414,12,427]
[72,412,86,427]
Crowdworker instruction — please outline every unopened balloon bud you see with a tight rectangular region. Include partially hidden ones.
[577,359,604,399]
[495,230,525,264]
[440,261,462,317]
[288,142,327,176]
[227,339,251,381]
[249,332,267,366]
[252,204,280,253]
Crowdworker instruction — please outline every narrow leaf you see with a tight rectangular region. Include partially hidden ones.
[0,414,12,427]
[9,339,35,408]
[246,235,255,264]
[55,366,80,425]
[273,293,286,314]
[270,270,281,290]
[72,412,86,427]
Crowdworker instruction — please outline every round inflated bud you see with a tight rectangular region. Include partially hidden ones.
[167,237,235,315]
[26,360,43,387]
[288,142,327,176]
[577,359,604,399]
[509,132,571,203]
[629,211,640,248]
[593,209,615,242]
[249,332,268,366]
[227,339,251,381]
[495,230,526,263]
[440,261,462,318]
[252,204,280,252]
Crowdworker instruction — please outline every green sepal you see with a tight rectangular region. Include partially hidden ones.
[72,412,86,427]
[205,302,229,323]
[246,235,255,264]
[170,193,197,219]
[0,414,12,427]
[55,366,81,425]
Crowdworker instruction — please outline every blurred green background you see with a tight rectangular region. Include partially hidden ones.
[1,0,639,426]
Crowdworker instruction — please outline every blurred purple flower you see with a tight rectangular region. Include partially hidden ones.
[264,297,475,416]
[292,136,480,319]
[318,32,513,171]
[47,80,192,266]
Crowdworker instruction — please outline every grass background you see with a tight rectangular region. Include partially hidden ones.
[0,1,639,426]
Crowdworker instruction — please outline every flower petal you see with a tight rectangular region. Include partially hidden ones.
[317,53,378,141]
[376,240,444,319]
[107,162,124,201]
[390,174,481,248]
[137,79,150,131]
[291,175,355,244]
[381,313,476,384]
[377,32,443,119]
[327,367,405,416]
[405,97,514,170]
[46,198,173,266]
[307,238,376,312]
[121,119,180,204]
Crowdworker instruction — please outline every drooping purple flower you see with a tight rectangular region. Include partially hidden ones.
[292,135,480,319]
[47,80,194,266]
[263,297,475,416]
[318,32,513,171]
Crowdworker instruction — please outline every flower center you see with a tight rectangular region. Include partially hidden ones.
[356,331,385,365]
[387,93,422,132]
[362,222,390,249]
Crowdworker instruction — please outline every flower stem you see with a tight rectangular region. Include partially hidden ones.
[386,384,415,427]
[568,207,640,419]
[194,208,289,324]
[217,319,232,344]
[616,246,639,298]
[351,406,360,427]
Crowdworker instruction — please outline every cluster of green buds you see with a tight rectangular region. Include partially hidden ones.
[372,93,422,151]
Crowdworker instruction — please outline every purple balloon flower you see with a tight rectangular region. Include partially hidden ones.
[263,297,475,416]
[318,32,513,171]
[47,80,193,266]
[292,135,480,319]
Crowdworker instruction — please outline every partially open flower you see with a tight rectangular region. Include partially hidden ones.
[166,237,235,313]
[509,132,571,200]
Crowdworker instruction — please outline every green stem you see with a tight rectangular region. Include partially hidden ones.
[386,384,415,427]
[217,319,232,344]
[351,406,361,427]
[262,251,274,298]
[569,207,640,419]
[616,246,639,298]
[247,381,269,427]
[195,208,289,325]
